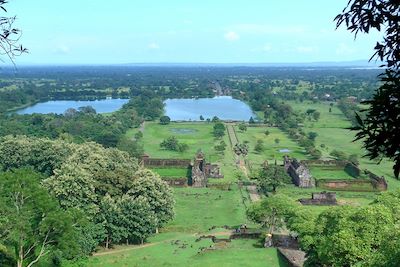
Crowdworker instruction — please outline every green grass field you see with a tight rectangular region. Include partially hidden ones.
[310,167,355,180]
[79,187,287,267]
[139,122,218,159]
[151,167,189,178]
[235,126,307,166]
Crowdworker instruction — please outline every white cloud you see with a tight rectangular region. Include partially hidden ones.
[148,42,160,50]
[224,31,240,41]
[234,24,306,35]
[336,43,355,55]
[53,44,70,55]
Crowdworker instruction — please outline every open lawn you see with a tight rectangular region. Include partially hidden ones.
[139,122,218,159]
[310,167,356,180]
[288,100,351,128]
[77,186,287,267]
[151,167,189,178]
[235,126,307,167]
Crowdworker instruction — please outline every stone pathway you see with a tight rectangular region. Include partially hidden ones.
[247,185,261,202]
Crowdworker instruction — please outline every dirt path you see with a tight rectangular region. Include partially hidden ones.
[93,242,159,256]
[226,123,239,147]
[246,185,261,202]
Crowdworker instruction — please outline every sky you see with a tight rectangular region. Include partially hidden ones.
[7,0,383,65]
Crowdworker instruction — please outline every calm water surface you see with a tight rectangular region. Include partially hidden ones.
[16,99,129,114]
[164,96,255,121]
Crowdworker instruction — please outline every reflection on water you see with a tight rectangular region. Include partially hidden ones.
[164,96,255,121]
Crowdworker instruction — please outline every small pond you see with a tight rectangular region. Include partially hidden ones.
[170,128,198,134]
[15,98,129,114]
[279,149,291,153]
[164,96,256,121]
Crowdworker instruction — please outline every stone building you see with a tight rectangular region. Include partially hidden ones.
[284,156,315,188]
[191,151,224,187]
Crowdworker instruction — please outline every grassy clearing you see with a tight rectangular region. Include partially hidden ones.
[288,100,351,128]
[140,122,217,159]
[235,126,307,166]
[310,167,355,180]
[151,168,189,178]
[80,186,287,267]
[165,187,248,233]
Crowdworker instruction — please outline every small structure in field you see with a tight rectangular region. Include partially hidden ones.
[299,192,337,205]
[191,151,224,187]
[284,156,315,188]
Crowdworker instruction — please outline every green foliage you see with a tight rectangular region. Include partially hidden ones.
[233,143,249,157]
[117,136,144,159]
[336,0,400,177]
[238,123,247,132]
[249,117,255,124]
[213,122,226,138]
[330,149,348,160]
[254,165,291,193]
[160,136,189,152]
[247,194,296,233]
[307,131,318,141]
[0,169,79,266]
[214,140,227,152]
[159,115,171,125]
[254,139,265,153]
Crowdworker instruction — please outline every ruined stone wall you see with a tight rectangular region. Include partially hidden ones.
[317,179,387,192]
[162,178,188,187]
[142,158,191,167]
[299,192,337,205]
[301,159,348,167]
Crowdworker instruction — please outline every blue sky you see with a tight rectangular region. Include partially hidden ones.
[8,0,383,65]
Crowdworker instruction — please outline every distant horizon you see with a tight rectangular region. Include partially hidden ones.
[6,59,382,68]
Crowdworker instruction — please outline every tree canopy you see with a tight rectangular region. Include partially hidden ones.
[335,0,400,177]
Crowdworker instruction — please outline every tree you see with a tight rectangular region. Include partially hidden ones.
[249,117,255,124]
[117,137,144,159]
[214,140,227,152]
[211,116,219,122]
[160,136,188,152]
[159,115,171,125]
[302,205,396,267]
[307,132,318,141]
[247,194,295,234]
[264,130,270,136]
[238,123,247,132]
[254,139,265,153]
[199,115,204,121]
[0,169,76,267]
[336,0,400,177]
[233,143,249,157]
[128,169,175,233]
[0,1,27,64]
[255,164,290,193]
[274,138,280,144]
[312,111,320,121]
[213,122,225,138]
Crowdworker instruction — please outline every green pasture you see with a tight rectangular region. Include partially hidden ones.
[309,167,355,180]
[79,186,287,267]
[151,167,189,178]
[139,122,218,159]
[235,126,307,166]
[288,100,351,128]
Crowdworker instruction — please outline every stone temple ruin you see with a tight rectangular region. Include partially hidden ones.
[283,156,315,188]
[191,151,224,187]
[141,151,223,188]
[299,192,337,205]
